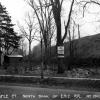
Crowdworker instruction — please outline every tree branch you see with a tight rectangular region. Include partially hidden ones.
[62,0,74,42]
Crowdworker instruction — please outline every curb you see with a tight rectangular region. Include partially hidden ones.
[0,74,100,81]
[0,74,100,92]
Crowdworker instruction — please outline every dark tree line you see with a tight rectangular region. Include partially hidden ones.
[0,3,21,55]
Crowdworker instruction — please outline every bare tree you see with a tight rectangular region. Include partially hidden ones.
[49,0,75,73]
[19,38,27,56]
[18,13,38,70]
[26,0,55,71]
[26,0,82,73]
[78,0,100,17]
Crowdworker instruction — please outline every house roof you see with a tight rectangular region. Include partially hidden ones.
[7,55,23,57]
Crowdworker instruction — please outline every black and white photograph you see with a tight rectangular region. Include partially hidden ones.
[0,0,100,100]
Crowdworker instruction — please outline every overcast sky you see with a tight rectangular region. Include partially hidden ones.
[0,0,30,31]
[0,0,100,35]
[0,0,37,52]
[1,0,100,51]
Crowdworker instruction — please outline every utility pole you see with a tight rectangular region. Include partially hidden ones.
[78,24,80,39]
[41,39,44,79]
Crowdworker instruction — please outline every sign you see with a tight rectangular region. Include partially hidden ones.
[57,46,64,58]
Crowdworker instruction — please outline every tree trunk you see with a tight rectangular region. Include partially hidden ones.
[29,41,31,70]
[41,39,44,79]
[68,30,73,70]
[78,24,80,39]
[51,0,65,73]
[57,19,65,73]
[44,46,47,70]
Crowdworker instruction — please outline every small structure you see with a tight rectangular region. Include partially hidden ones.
[4,55,23,65]
[3,55,23,73]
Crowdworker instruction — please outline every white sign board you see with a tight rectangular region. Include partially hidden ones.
[57,46,64,54]
[58,46,64,50]
[57,46,64,58]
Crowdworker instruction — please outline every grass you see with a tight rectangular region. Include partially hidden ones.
[0,75,100,92]
[1,64,100,93]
